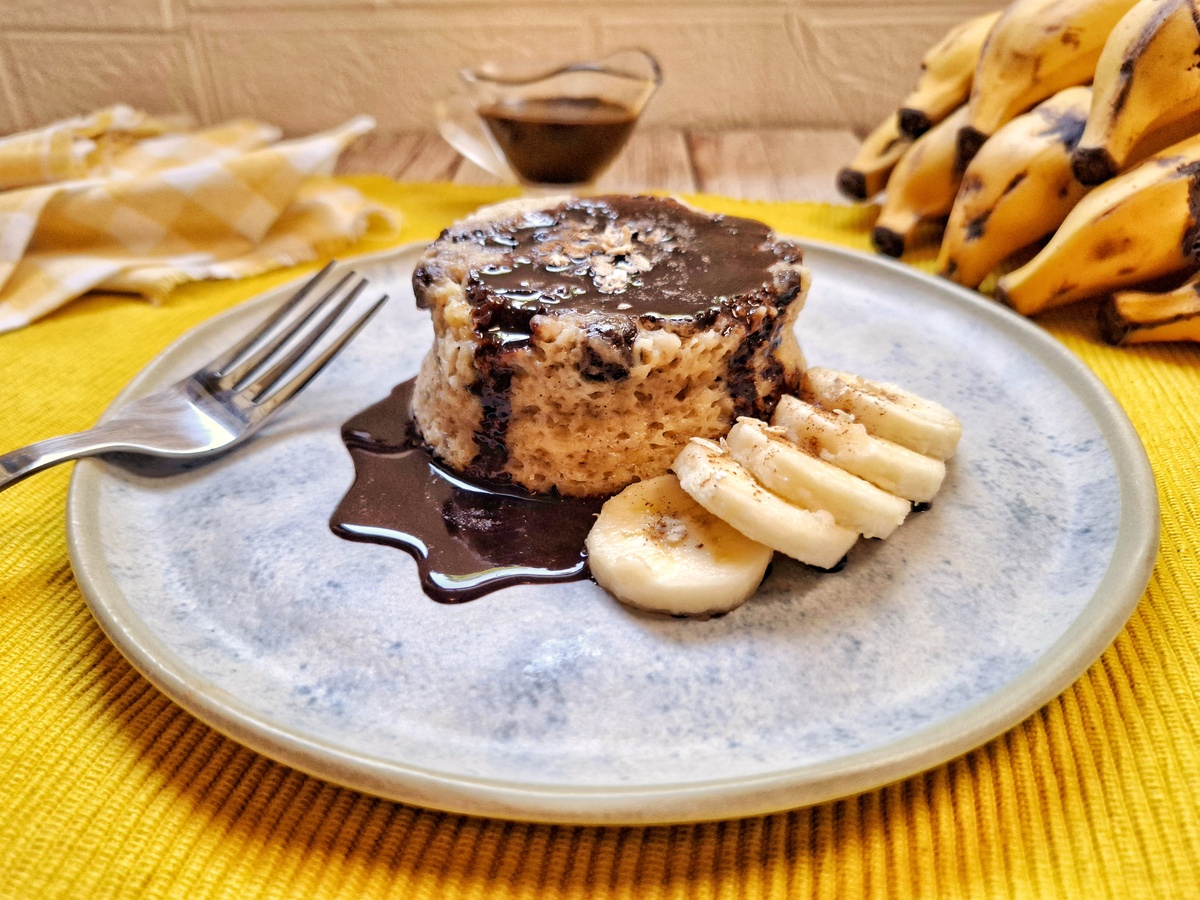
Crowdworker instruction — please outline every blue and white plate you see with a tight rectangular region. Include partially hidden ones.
[67,241,1158,825]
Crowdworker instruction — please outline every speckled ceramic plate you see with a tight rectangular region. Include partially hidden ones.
[67,241,1158,825]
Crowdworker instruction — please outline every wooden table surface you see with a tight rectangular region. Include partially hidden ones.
[337,127,862,203]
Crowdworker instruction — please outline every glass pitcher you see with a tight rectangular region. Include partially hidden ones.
[435,49,663,192]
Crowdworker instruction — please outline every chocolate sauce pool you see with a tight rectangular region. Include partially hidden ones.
[329,380,604,603]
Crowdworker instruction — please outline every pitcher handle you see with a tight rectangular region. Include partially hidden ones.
[434,94,515,180]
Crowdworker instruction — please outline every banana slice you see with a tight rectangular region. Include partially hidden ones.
[725,417,910,539]
[772,396,946,503]
[801,367,963,460]
[672,439,858,570]
[585,474,773,617]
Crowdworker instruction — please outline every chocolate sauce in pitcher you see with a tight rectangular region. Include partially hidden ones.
[479,96,638,185]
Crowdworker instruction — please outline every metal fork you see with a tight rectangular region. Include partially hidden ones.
[0,263,387,493]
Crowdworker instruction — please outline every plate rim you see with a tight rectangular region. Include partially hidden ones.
[66,239,1160,825]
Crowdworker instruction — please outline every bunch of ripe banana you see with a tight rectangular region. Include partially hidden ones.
[837,0,1200,345]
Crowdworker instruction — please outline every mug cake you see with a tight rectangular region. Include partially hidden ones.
[409,194,810,496]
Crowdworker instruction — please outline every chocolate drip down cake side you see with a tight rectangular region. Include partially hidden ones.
[409,194,810,497]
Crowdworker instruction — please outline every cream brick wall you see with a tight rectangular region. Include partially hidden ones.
[0,0,996,136]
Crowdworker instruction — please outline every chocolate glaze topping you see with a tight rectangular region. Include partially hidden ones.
[443,195,802,337]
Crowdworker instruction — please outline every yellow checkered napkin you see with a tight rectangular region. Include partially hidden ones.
[0,106,397,333]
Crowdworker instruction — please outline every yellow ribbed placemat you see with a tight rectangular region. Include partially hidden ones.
[2,178,1199,898]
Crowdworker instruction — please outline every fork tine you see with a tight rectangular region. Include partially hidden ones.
[219,268,357,388]
[211,264,353,387]
[240,275,368,398]
[206,261,335,378]
[246,293,388,425]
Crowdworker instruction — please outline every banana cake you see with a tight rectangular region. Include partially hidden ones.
[409,194,810,497]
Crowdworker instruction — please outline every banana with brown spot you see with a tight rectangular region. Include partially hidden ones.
[899,10,1003,139]
[1073,0,1200,185]
[939,86,1093,290]
[1099,269,1200,344]
[837,112,913,202]
[996,132,1200,315]
[958,0,1141,165]
[872,106,971,258]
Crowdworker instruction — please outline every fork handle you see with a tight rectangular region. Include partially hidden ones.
[0,426,130,493]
